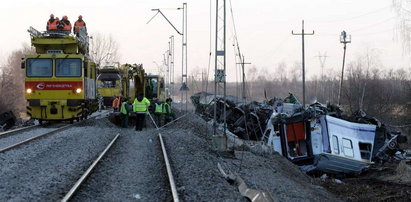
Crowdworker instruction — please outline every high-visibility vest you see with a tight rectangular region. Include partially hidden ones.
[120,102,128,115]
[62,21,72,31]
[164,103,172,114]
[74,20,85,32]
[155,103,164,114]
[133,98,150,112]
[47,20,58,30]
[112,97,120,108]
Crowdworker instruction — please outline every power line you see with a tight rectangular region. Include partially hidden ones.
[313,5,391,23]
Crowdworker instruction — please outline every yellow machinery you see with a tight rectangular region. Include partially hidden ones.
[97,66,128,106]
[23,27,97,123]
[125,64,166,102]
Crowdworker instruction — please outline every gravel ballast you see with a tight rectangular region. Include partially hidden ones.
[161,113,339,201]
[0,118,118,201]
[71,127,170,201]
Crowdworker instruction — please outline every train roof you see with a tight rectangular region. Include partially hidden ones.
[28,27,89,55]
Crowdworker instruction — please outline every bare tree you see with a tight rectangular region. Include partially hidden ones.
[89,33,120,67]
[0,44,34,114]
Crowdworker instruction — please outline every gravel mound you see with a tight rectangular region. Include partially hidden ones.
[0,118,118,201]
[71,127,170,201]
[161,113,338,201]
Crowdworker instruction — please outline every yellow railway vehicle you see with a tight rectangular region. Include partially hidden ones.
[23,27,97,123]
[97,67,125,106]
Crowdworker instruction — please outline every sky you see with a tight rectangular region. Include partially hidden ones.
[0,0,409,82]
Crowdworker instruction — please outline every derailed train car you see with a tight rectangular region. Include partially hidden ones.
[264,102,407,175]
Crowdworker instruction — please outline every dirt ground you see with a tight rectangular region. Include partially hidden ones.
[318,162,411,202]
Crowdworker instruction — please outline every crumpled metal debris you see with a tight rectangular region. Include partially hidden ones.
[217,163,276,202]
[191,92,273,140]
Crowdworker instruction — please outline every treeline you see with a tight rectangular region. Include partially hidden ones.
[187,62,411,126]
[0,45,34,115]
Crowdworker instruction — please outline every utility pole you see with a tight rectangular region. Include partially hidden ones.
[214,0,226,137]
[169,35,175,96]
[338,30,351,106]
[236,55,251,102]
[148,4,188,112]
[315,52,328,80]
[292,20,314,108]
[315,52,328,101]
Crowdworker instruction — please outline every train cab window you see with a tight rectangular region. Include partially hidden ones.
[332,135,339,154]
[56,59,82,77]
[342,138,354,157]
[26,58,52,77]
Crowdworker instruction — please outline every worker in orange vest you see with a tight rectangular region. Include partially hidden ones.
[60,15,72,33]
[112,96,121,111]
[74,15,87,36]
[46,14,59,31]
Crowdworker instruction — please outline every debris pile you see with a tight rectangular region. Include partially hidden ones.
[191,92,409,175]
[191,92,273,140]
[0,111,16,132]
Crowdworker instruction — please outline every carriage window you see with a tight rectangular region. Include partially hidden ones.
[332,136,339,154]
[359,142,372,160]
[342,138,354,157]
[56,59,81,77]
[26,59,52,77]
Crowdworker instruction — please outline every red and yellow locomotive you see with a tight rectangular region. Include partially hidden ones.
[22,27,97,123]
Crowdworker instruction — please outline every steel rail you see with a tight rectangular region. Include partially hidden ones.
[0,124,74,153]
[158,132,179,202]
[61,133,120,202]
[147,112,180,202]
[0,125,39,138]
[0,113,105,153]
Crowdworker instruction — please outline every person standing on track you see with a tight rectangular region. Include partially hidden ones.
[112,96,121,112]
[153,98,164,127]
[120,97,131,128]
[133,93,150,131]
[163,98,175,125]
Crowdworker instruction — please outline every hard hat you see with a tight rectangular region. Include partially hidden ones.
[50,14,54,18]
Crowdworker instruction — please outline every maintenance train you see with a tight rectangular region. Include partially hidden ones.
[22,26,168,123]
[23,27,97,124]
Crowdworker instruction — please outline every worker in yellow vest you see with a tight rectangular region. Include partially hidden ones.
[133,93,150,131]
[153,98,165,127]
[164,98,175,124]
[120,98,131,128]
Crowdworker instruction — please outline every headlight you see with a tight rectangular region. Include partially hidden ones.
[76,88,82,93]
[26,88,32,94]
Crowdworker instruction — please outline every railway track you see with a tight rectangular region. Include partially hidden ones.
[0,124,74,153]
[0,110,110,153]
[0,125,39,138]
[61,114,181,201]
[62,133,120,202]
